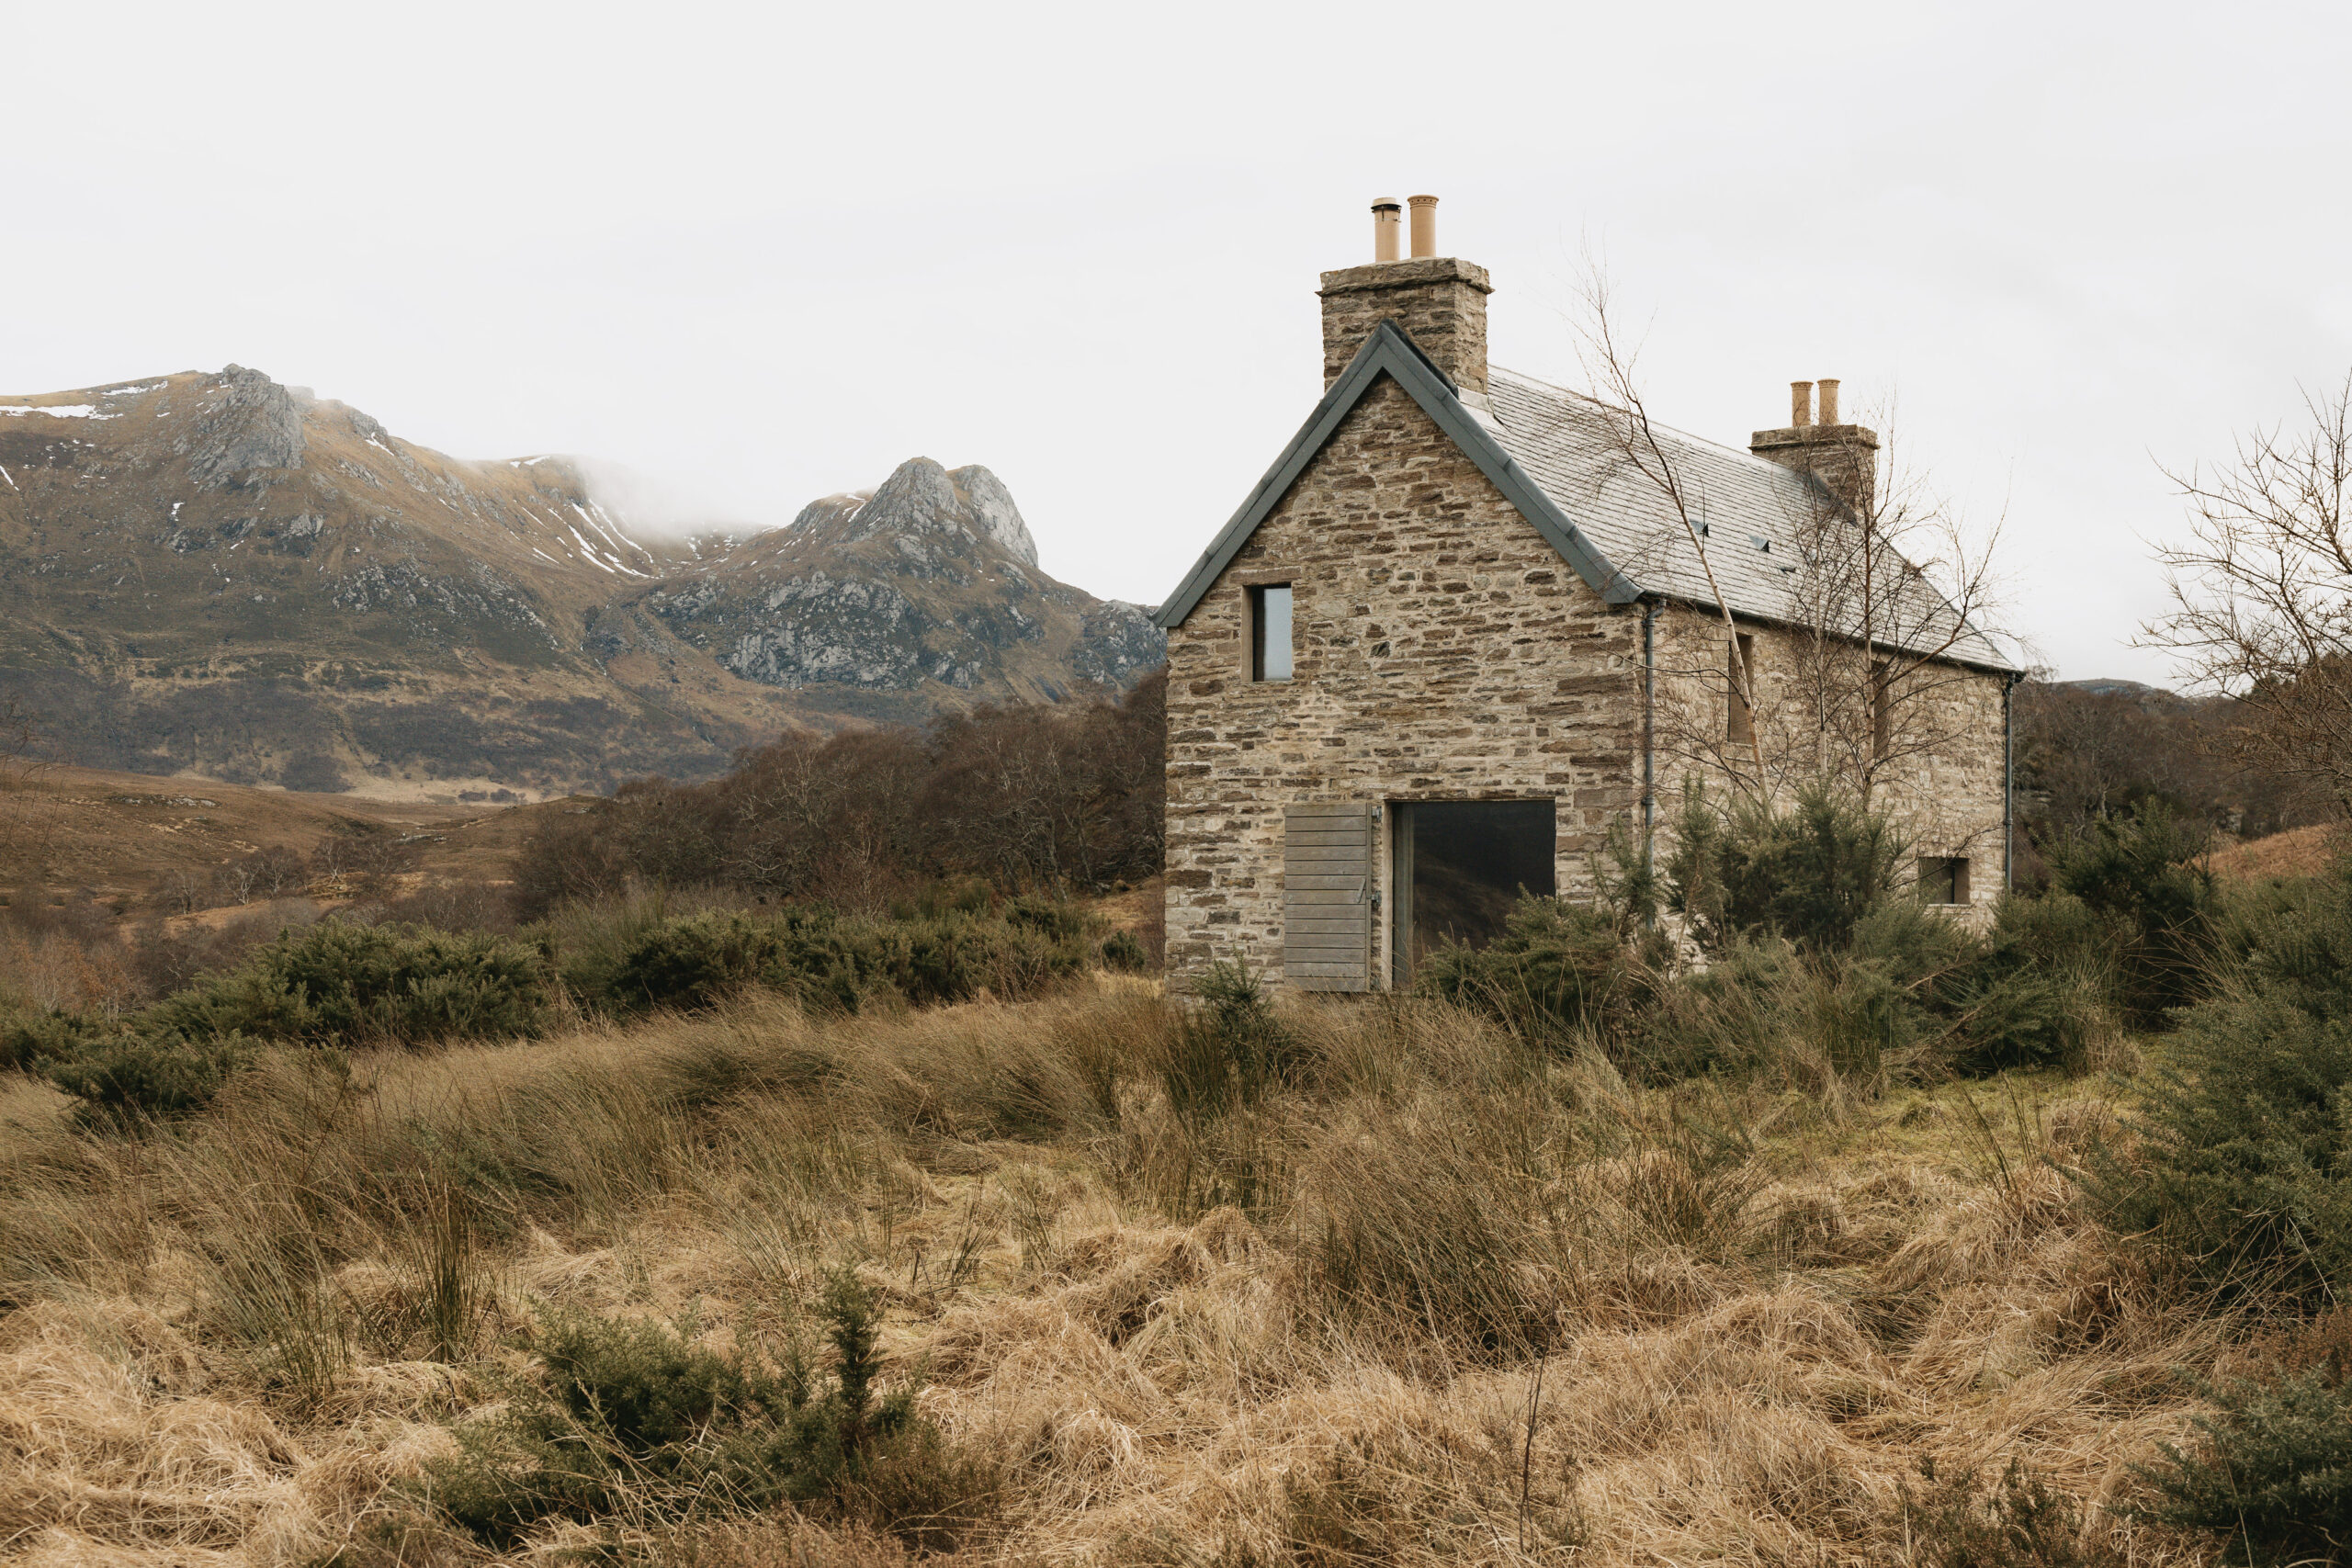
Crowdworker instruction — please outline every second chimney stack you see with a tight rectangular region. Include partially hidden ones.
[1755,376,1877,511]
[1408,195,1438,258]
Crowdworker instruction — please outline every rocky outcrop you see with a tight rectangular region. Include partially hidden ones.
[788,457,1035,577]
[950,464,1039,566]
[639,457,1166,702]
[1075,600,1167,687]
[180,366,306,488]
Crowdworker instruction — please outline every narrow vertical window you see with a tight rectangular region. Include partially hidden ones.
[1250,584,1294,682]
[1726,632,1755,742]
[1870,660,1892,761]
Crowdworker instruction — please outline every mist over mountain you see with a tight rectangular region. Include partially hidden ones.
[0,367,1163,799]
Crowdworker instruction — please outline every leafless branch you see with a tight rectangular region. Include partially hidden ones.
[1571,257,2010,822]
[2144,372,2352,811]
[1572,260,1770,792]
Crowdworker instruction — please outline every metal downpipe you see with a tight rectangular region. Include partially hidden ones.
[1643,598,1657,879]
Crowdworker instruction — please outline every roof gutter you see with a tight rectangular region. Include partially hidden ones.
[1627,590,2020,679]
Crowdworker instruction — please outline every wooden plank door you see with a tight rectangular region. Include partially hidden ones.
[1283,802,1374,992]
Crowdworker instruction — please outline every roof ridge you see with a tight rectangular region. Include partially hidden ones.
[1487,365,1792,475]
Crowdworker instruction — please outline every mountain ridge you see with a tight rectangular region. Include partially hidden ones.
[0,367,1162,800]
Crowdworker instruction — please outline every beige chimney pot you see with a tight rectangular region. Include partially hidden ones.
[1790,381,1814,428]
[1408,194,1438,258]
[1372,198,1402,263]
[1816,378,1840,425]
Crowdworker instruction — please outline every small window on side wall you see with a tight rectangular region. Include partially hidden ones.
[1250,584,1294,682]
[1917,856,1971,906]
[1870,660,1893,761]
[1726,632,1756,742]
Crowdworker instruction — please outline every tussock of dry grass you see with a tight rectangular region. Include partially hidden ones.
[0,980,2230,1565]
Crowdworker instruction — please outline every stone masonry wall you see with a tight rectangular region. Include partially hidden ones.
[1163,377,1643,990]
[1646,601,2011,915]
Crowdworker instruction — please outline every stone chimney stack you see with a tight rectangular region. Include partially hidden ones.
[1751,377,1878,512]
[1318,194,1492,392]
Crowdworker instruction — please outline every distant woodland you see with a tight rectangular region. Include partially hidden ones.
[2012,678,2329,882]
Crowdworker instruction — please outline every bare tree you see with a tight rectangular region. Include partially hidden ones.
[0,696,59,874]
[164,865,212,916]
[1769,410,2009,810]
[216,857,262,907]
[1574,268,1770,789]
[2145,374,2352,813]
[250,844,308,897]
[0,695,53,793]
[1573,264,2007,818]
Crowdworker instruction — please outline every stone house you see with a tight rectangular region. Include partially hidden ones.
[1152,197,2019,993]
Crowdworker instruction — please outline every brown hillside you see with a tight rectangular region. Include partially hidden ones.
[0,761,562,911]
[2209,821,2342,881]
[0,370,1162,796]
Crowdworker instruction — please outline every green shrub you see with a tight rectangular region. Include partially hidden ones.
[561,904,1095,1018]
[1633,936,1924,1089]
[2092,862,2352,1304]
[2137,1317,2352,1565]
[1898,1456,2118,1567]
[1415,895,1658,1043]
[1630,894,2109,1087]
[604,911,783,1013]
[146,921,550,1048]
[1928,897,2119,1076]
[1668,781,1906,953]
[1003,894,1086,942]
[1101,929,1149,973]
[2042,800,2217,1026]
[894,875,995,919]
[1634,936,1804,1079]
[425,1274,994,1551]
[1159,961,1302,1124]
[2,1008,110,1074]
[40,1029,253,1123]
[16,1004,257,1124]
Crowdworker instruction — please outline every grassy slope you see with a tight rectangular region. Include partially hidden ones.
[0,762,544,908]
[2210,822,2341,882]
[0,983,2225,1567]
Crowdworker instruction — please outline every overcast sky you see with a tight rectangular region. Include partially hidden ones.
[7,1,2347,683]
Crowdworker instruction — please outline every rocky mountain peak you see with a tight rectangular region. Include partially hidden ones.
[182,364,306,488]
[789,457,1042,570]
[947,464,1039,567]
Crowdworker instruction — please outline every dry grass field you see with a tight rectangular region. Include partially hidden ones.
[2207,823,2341,883]
[0,762,533,913]
[0,977,2231,1567]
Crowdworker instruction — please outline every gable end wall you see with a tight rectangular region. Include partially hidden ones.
[1163,377,1643,989]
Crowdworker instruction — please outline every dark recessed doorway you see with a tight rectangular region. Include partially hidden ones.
[1391,799,1556,984]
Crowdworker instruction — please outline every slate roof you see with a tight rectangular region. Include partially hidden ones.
[1156,321,2016,674]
